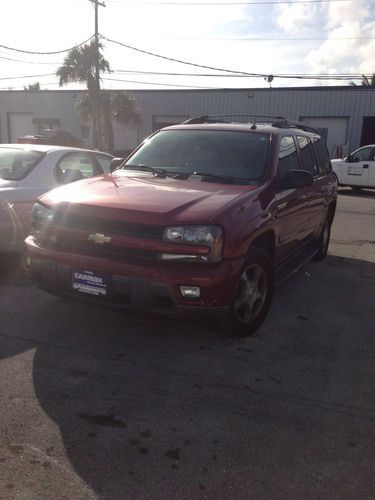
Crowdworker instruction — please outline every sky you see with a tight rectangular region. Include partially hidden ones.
[0,0,374,90]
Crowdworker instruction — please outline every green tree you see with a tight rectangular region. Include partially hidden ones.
[24,82,40,91]
[77,90,139,154]
[56,40,110,148]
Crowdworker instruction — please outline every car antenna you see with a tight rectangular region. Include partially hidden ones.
[250,116,257,130]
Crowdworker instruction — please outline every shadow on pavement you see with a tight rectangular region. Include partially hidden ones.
[0,253,29,287]
[338,187,375,200]
[1,255,375,498]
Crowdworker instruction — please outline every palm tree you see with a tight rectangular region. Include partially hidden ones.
[360,74,375,87]
[56,40,110,148]
[349,73,375,88]
[77,90,139,154]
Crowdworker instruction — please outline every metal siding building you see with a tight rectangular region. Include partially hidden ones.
[1,87,374,155]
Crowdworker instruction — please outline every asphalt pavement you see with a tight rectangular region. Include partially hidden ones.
[0,188,374,500]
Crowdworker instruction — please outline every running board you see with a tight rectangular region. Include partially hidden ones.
[275,246,318,285]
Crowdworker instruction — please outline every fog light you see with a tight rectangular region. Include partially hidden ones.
[179,286,200,298]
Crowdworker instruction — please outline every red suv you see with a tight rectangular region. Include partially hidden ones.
[25,116,337,336]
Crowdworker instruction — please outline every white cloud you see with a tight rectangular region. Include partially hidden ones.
[276,2,321,33]
[275,0,375,77]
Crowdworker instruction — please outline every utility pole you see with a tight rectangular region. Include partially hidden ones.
[89,0,105,149]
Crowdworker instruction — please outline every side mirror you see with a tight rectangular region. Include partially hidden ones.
[280,169,314,189]
[110,157,124,172]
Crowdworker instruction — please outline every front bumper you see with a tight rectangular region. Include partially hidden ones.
[0,203,24,253]
[25,237,244,322]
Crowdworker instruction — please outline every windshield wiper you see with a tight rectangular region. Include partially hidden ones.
[122,164,167,177]
[191,171,248,184]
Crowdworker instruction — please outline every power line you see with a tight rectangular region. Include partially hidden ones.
[109,0,349,4]
[113,69,260,77]
[0,73,56,81]
[0,55,62,65]
[112,69,372,80]
[102,36,374,80]
[103,77,216,88]
[0,36,94,55]
[102,35,268,77]
[0,82,62,90]
[124,36,375,41]
[0,70,368,85]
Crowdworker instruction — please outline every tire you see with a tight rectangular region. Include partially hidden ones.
[228,247,274,337]
[312,217,331,261]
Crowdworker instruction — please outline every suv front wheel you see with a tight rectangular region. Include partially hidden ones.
[229,247,274,337]
[312,216,331,261]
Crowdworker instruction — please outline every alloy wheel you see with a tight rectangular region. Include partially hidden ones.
[234,264,268,324]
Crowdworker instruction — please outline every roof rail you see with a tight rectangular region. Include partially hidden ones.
[272,119,319,134]
[182,114,285,125]
[182,115,320,133]
[182,115,228,124]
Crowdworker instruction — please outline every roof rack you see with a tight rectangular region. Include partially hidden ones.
[182,114,285,125]
[271,119,319,134]
[182,115,320,134]
[182,115,227,124]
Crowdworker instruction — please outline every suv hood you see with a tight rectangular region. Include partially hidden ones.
[40,171,258,223]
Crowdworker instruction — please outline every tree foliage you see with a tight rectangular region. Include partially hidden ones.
[77,90,139,153]
[56,40,110,90]
[56,41,110,148]
[349,73,375,88]
[24,82,40,91]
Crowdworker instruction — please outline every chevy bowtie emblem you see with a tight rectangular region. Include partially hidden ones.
[88,233,111,245]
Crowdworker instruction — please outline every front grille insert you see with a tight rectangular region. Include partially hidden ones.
[54,211,164,240]
[57,237,159,262]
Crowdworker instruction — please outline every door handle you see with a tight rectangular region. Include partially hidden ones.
[363,164,369,169]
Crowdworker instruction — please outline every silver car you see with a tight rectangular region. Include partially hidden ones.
[0,144,113,252]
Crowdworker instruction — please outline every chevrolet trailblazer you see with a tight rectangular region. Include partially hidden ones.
[25,116,337,336]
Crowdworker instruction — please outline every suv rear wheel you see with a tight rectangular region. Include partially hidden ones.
[229,247,274,337]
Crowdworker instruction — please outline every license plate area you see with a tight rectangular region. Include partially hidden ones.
[72,270,110,297]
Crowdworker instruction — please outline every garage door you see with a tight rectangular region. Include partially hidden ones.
[301,117,348,158]
[8,113,34,142]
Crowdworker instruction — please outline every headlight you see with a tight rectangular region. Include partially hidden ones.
[32,203,54,223]
[161,225,223,262]
[31,202,54,239]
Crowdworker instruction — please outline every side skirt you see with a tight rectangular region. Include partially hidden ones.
[275,245,318,285]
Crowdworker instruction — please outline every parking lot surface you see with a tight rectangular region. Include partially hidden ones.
[0,188,374,499]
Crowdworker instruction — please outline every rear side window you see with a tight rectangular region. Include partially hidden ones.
[312,136,331,174]
[297,136,316,175]
[277,136,299,179]
[56,153,99,184]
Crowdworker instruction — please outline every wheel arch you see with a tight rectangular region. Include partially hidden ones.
[328,199,337,225]
[247,230,276,261]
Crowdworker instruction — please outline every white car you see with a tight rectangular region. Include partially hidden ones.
[331,144,375,190]
[0,144,113,252]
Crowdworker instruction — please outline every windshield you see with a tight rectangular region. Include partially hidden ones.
[0,148,44,181]
[125,130,270,181]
